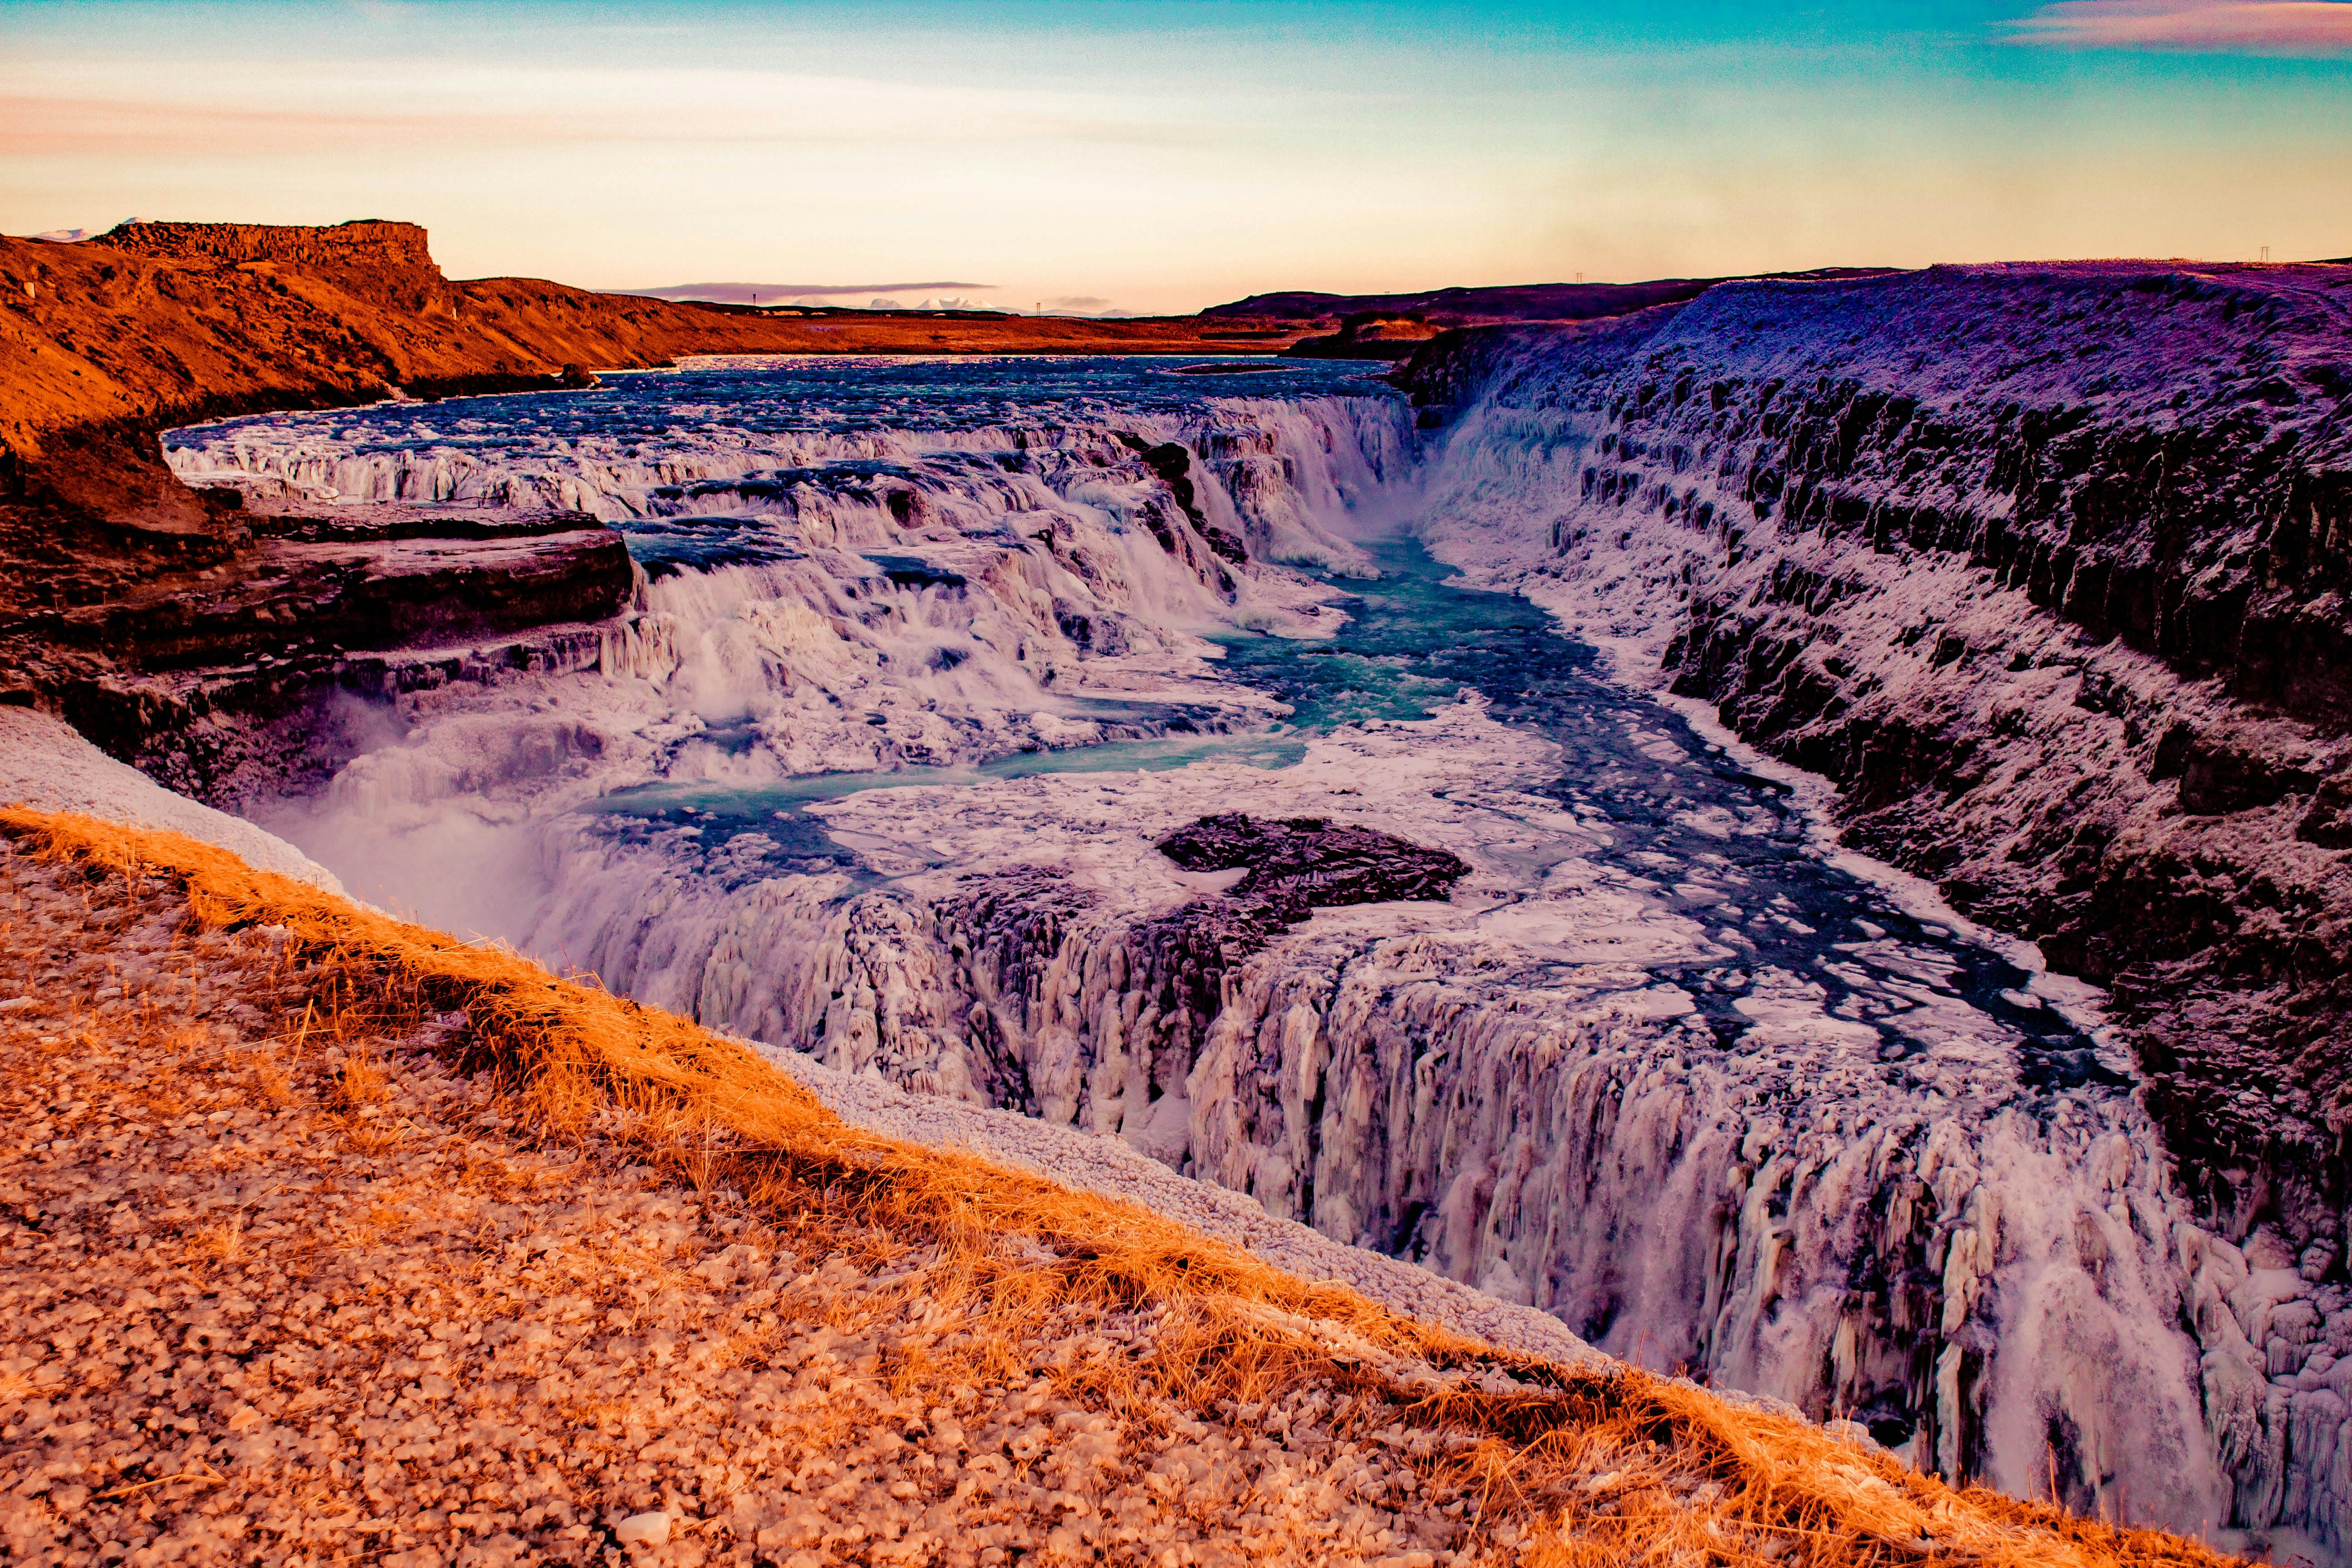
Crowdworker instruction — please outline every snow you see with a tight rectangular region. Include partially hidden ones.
[0,709,343,893]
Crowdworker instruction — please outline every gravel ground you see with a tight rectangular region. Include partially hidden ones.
[0,832,1516,1568]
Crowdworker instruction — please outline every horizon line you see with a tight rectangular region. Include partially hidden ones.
[622,280,996,297]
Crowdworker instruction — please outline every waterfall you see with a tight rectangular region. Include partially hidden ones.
[163,352,2329,1553]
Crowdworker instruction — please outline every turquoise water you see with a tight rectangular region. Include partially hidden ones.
[586,530,2111,1096]
[578,536,1507,858]
[585,728,1306,873]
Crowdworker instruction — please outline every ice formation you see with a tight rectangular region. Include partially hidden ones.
[160,329,2347,1553]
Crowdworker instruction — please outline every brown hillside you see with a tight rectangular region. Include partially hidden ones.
[0,220,1305,534]
[0,806,2245,1568]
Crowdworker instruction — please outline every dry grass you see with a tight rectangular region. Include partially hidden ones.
[0,805,2246,1568]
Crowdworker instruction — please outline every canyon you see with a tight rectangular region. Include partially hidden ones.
[7,221,2352,1558]
[1402,263,2352,1218]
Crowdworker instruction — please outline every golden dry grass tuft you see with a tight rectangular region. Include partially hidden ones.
[0,805,2245,1568]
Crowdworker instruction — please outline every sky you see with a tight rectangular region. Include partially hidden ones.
[1,0,2346,315]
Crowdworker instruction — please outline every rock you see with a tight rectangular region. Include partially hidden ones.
[95,218,439,269]
[1123,437,1248,563]
[2298,775,2352,849]
[1157,813,1472,919]
[614,1510,671,1545]
[2170,725,2325,816]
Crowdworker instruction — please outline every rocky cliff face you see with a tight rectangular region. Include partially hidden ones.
[1404,262,2352,1219]
[32,504,637,801]
[1387,263,2352,1540]
[93,218,438,270]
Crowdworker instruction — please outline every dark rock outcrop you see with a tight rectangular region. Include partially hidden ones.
[5,502,634,798]
[1116,435,1248,564]
[1158,813,1471,917]
[1112,815,1471,1065]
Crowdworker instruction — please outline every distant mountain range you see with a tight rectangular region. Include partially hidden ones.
[1205,268,1899,325]
[619,281,995,307]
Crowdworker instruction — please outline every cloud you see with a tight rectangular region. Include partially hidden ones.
[2009,0,2352,51]
[1049,295,1114,309]
[0,61,1229,161]
[0,95,573,156]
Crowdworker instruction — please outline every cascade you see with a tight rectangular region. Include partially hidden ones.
[160,347,2337,1551]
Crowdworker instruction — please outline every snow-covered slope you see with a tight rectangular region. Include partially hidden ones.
[0,707,343,891]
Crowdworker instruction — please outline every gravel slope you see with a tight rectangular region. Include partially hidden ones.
[0,836,1485,1567]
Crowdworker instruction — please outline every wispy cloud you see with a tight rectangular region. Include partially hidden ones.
[0,95,566,156]
[2009,0,2352,51]
[0,61,1234,159]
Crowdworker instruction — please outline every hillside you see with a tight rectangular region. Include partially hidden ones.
[0,795,2241,1568]
[1206,268,1898,328]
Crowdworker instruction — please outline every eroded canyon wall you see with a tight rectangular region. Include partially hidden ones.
[1403,262,2352,1222]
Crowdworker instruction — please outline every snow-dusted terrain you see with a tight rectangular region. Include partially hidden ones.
[147,305,2352,1555]
[0,708,345,892]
